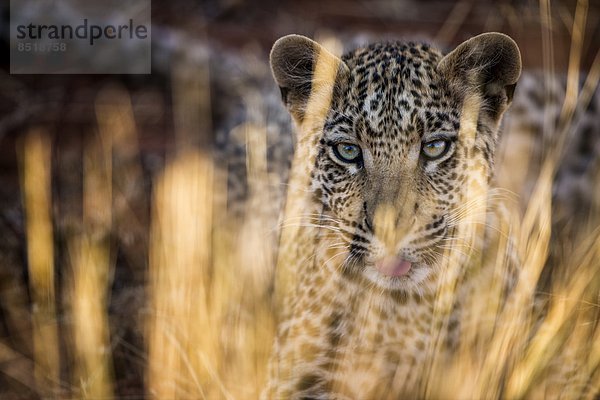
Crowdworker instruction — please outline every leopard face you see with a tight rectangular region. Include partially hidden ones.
[271,33,521,293]
[312,42,467,292]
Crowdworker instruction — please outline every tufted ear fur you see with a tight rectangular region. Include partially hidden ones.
[270,34,348,123]
[438,32,522,121]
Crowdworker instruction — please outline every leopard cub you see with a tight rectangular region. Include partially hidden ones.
[263,32,522,398]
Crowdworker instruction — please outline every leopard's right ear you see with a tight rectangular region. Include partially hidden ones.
[270,35,348,123]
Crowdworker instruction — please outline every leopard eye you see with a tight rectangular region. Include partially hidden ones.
[421,139,449,160]
[333,143,362,163]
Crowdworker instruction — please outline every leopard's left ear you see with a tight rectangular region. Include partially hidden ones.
[270,35,349,124]
[438,32,522,121]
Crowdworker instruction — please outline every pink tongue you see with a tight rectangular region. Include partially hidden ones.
[376,258,412,277]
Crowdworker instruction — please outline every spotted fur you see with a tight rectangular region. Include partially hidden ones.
[259,33,523,398]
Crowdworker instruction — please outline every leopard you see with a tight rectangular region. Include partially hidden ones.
[259,32,525,399]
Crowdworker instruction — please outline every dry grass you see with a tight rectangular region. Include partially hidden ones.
[7,3,600,399]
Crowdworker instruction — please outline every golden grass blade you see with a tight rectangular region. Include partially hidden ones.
[274,35,343,318]
[69,236,115,399]
[68,124,116,399]
[18,128,60,396]
[423,93,493,398]
[561,0,587,124]
[147,150,215,399]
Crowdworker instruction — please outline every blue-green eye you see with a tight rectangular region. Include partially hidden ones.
[421,139,449,159]
[334,143,362,163]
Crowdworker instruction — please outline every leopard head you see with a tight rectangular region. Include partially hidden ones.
[270,33,521,293]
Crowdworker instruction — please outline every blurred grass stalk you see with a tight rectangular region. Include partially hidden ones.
[146,58,220,399]
[67,95,118,399]
[274,34,344,319]
[147,150,217,399]
[19,129,60,396]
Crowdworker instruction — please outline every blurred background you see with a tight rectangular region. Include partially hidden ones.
[0,0,599,398]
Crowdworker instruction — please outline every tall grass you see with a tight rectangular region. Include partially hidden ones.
[9,3,600,400]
